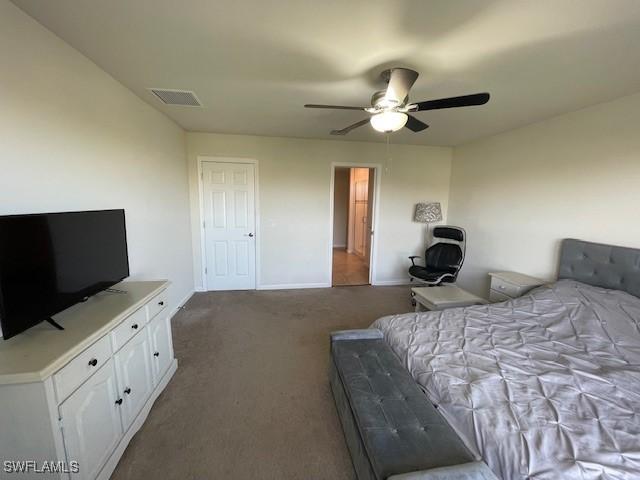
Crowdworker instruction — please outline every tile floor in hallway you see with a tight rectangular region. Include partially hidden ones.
[332,248,369,286]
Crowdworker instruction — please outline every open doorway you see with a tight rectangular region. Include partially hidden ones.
[331,166,376,286]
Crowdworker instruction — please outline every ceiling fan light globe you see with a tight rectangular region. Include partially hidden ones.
[370,111,408,133]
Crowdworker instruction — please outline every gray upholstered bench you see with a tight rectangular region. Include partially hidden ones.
[330,329,498,480]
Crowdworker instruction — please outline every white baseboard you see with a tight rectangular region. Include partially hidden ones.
[372,279,412,286]
[169,289,195,319]
[257,282,331,290]
[194,286,206,293]
[178,290,195,306]
[333,244,346,249]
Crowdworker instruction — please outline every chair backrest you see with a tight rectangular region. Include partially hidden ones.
[424,226,466,276]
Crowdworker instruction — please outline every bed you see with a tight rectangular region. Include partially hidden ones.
[371,239,640,479]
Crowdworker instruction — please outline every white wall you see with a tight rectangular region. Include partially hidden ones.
[448,92,640,298]
[332,168,349,248]
[187,133,452,289]
[0,1,194,313]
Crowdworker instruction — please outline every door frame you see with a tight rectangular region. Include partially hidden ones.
[197,156,260,291]
[328,162,382,285]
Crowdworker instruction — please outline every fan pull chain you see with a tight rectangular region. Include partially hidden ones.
[384,134,393,175]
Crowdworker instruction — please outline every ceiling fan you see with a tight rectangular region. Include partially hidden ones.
[304,68,490,135]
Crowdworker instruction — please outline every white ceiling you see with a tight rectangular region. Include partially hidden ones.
[12,0,640,146]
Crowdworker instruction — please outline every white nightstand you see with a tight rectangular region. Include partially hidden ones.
[411,285,488,312]
[488,271,546,302]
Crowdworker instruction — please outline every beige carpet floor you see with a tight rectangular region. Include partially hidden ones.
[111,285,412,480]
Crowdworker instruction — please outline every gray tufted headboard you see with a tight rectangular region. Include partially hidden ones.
[558,239,640,298]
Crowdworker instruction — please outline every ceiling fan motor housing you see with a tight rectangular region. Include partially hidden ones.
[371,90,408,108]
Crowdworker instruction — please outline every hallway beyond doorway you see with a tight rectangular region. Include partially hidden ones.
[331,164,378,287]
[332,248,369,286]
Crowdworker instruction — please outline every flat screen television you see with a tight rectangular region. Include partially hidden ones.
[0,209,130,340]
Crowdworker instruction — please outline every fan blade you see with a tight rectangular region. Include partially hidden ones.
[330,118,370,135]
[384,68,419,106]
[405,115,429,132]
[304,104,366,111]
[413,93,490,111]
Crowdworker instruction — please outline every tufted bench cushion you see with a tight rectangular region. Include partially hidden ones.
[330,329,498,480]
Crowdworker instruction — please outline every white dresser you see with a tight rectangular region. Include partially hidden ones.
[488,271,545,302]
[0,281,177,480]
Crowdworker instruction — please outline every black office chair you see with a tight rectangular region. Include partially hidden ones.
[408,226,466,288]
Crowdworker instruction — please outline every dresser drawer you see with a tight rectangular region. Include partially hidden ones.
[54,335,113,401]
[490,289,512,303]
[111,306,147,352]
[146,290,167,321]
[490,277,522,298]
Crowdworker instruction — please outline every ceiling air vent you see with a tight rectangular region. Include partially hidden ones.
[149,88,202,107]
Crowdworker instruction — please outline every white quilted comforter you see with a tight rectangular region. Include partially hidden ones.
[371,280,640,480]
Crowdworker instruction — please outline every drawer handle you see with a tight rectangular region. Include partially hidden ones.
[153,351,160,357]
[124,387,131,395]
[115,398,123,405]
[158,301,164,306]
[88,358,98,367]
[131,323,139,330]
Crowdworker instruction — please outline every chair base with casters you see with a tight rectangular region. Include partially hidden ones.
[408,226,466,305]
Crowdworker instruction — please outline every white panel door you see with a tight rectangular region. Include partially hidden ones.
[352,169,369,257]
[59,359,122,480]
[148,314,173,385]
[202,162,256,290]
[114,331,153,431]
[354,202,368,256]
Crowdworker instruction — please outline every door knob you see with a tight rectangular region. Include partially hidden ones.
[244,233,254,237]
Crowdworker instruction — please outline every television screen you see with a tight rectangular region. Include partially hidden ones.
[0,209,129,340]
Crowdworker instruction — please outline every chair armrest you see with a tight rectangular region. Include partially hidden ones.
[408,255,421,266]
